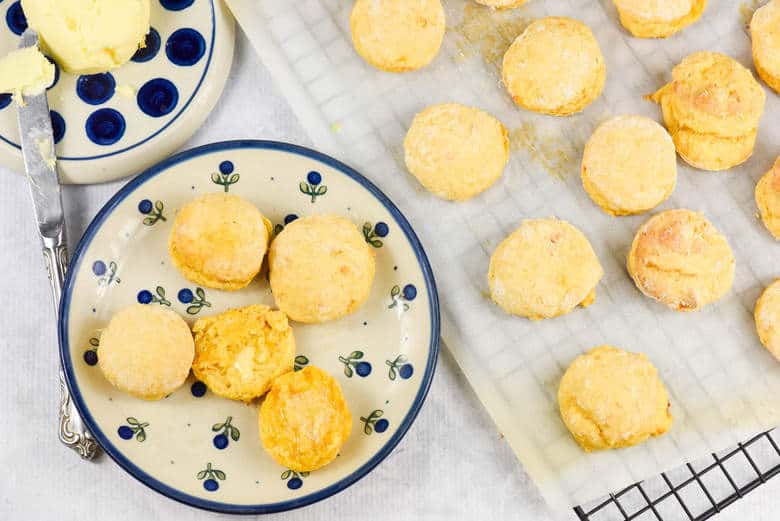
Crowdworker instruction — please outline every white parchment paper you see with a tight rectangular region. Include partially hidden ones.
[227,0,780,511]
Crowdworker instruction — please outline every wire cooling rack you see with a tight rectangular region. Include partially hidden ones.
[574,430,780,520]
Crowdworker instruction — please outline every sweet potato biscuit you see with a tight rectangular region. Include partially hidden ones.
[259,366,352,472]
[755,280,780,361]
[488,218,603,320]
[751,0,780,95]
[627,209,735,311]
[502,17,606,116]
[404,103,509,201]
[350,0,445,72]
[558,345,673,451]
[649,51,765,171]
[474,0,529,8]
[269,215,376,323]
[612,0,706,38]
[169,193,270,291]
[582,115,677,215]
[192,305,295,402]
[755,157,780,240]
[98,304,194,400]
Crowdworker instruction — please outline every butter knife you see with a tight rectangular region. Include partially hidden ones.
[17,29,99,460]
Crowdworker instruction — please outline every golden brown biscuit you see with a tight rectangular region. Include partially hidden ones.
[350,0,445,72]
[582,115,677,215]
[488,218,603,320]
[558,345,672,451]
[169,193,270,291]
[502,17,606,116]
[269,215,376,323]
[755,157,780,240]
[259,366,352,472]
[191,305,295,402]
[612,0,706,38]
[650,51,765,171]
[751,0,780,95]
[98,304,194,400]
[755,280,780,361]
[627,209,735,311]
[403,103,509,201]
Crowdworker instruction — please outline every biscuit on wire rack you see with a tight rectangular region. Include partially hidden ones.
[612,0,706,38]
[751,0,780,95]
[756,157,780,240]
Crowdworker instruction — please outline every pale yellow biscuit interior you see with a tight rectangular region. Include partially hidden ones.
[751,0,780,94]
[404,103,509,201]
[192,305,295,402]
[259,366,352,472]
[502,17,606,116]
[613,0,706,38]
[627,209,735,311]
[756,157,780,240]
[269,214,376,323]
[350,0,445,72]
[582,115,677,216]
[558,345,673,451]
[488,218,603,320]
[169,193,270,291]
[98,304,194,400]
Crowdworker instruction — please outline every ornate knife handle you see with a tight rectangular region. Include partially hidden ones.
[42,230,99,460]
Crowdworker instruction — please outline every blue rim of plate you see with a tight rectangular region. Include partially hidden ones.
[0,0,217,161]
[58,140,441,515]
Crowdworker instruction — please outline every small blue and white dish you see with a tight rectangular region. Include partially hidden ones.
[59,140,440,513]
[0,0,234,183]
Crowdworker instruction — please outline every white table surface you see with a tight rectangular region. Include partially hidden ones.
[1,29,777,521]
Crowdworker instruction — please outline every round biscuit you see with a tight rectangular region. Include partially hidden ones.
[751,0,780,95]
[755,280,780,361]
[755,157,780,240]
[612,0,706,38]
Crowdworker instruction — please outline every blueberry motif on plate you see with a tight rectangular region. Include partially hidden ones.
[77,73,116,105]
[211,416,240,450]
[93,260,121,286]
[138,199,167,225]
[45,56,59,90]
[86,108,125,145]
[191,381,207,397]
[338,350,372,378]
[388,284,417,311]
[210,160,239,192]
[166,28,206,67]
[299,171,327,202]
[83,337,100,366]
[160,0,195,12]
[137,286,171,306]
[273,214,299,235]
[132,27,161,63]
[385,354,414,381]
[0,94,11,111]
[363,221,389,248]
[118,417,150,442]
[50,111,66,144]
[294,355,309,372]
[197,463,226,492]
[5,1,27,36]
[281,469,309,490]
[137,78,179,117]
[360,410,389,435]
[178,287,211,314]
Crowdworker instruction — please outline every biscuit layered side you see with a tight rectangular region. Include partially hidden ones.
[650,51,765,171]
[613,0,706,38]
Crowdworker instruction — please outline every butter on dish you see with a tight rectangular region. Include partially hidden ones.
[21,0,150,74]
[0,46,55,103]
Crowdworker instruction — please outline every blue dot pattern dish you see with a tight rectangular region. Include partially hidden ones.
[0,0,234,184]
[59,141,440,514]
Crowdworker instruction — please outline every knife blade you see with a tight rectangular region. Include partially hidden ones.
[17,29,99,460]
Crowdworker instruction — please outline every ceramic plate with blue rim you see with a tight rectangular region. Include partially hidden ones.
[0,0,234,184]
[59,140,440,514]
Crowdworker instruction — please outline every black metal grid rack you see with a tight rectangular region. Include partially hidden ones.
[574,430,780,520]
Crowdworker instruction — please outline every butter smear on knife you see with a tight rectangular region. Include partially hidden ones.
[0,46,54,105]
